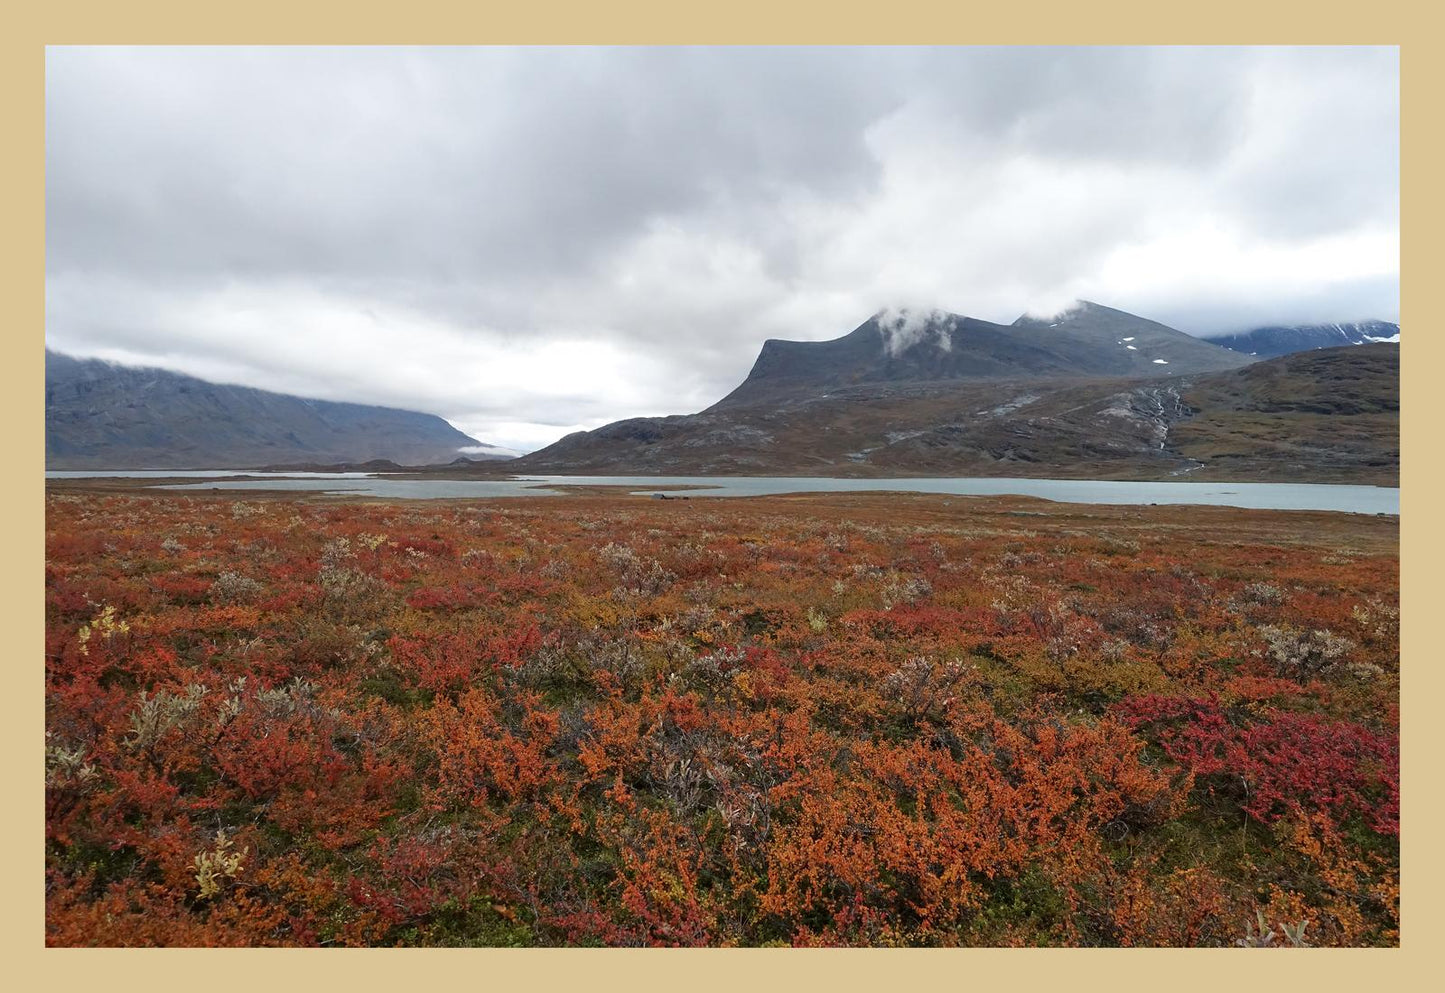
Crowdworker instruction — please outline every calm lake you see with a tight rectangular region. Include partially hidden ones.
[45,471,1400,515]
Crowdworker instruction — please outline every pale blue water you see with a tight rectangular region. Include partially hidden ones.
[53,471,1398,515]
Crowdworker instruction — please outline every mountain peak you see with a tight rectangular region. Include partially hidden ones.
[711,302,1250,409]
[1011,299,1121,328]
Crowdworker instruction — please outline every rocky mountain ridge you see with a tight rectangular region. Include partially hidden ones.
[513,303,1396,483]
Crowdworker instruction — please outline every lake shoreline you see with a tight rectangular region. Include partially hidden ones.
[46,471,1400,516]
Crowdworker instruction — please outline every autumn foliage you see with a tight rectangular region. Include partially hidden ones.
[44,490,1399,946]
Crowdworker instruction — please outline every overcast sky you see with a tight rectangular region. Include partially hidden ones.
[46,46,1399,452]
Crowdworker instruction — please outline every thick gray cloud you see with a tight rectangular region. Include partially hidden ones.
[46,46,1398,452]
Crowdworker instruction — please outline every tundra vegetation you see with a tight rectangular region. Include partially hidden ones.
[45,491,1398,946]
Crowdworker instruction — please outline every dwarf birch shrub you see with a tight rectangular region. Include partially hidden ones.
[210,570,264,605]
[1259,626,1355,681]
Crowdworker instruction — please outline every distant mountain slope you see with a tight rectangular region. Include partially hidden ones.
[1008,300,1256,373]
[1168,343,1398,480]
[1203,321,1399,358]
[46,350,495,469]
[715,300,1250,407]
[513,342,1396,484]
